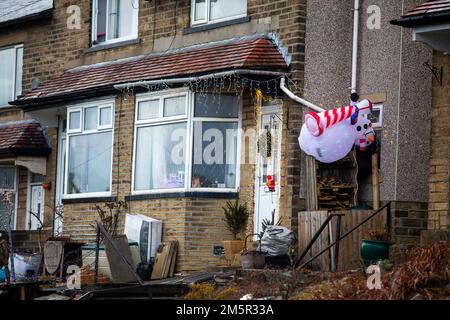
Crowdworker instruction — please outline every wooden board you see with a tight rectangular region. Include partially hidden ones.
[168,241,178,278]
[44,241,64,275]
[151,241,178,280]
[104,235,138,284]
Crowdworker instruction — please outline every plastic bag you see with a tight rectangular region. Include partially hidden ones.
[259,226,294,256]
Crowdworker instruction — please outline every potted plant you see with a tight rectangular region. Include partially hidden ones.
[360,227,392,266]
[222,200,249,263]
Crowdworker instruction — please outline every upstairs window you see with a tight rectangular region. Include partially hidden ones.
[0,45,23,107]
[92,0,139,46]
[191,0,247,26]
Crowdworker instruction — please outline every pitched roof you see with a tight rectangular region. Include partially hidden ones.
[403,0,450,17]
[0,0,53,26]
[13,35,289,107]
[391,0,450,26]
[0,120,51,157]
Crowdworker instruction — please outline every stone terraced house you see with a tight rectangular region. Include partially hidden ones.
[0,0,447,273]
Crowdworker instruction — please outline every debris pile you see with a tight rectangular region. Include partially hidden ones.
[80,265,111,286]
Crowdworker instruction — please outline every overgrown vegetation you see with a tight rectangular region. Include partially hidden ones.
[93,200,128,237]
[183,241,450,300]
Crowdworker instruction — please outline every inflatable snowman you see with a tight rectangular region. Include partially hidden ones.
[299,99,375,163]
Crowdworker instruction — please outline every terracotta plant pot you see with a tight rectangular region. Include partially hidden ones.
[222,240,244,262]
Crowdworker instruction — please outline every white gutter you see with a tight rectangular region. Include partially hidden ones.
[351,0,360,93]
[113,69,286,90]
[280,78,324,112]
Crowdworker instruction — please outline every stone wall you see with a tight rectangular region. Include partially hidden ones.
[0,0,307,272]
[427,51,450,231]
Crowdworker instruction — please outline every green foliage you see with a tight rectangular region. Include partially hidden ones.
[259,209,282,238]
[223,200,249,240]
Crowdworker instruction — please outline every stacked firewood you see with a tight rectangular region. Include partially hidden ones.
[317,177,355,210]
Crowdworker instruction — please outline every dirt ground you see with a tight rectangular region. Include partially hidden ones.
[184,241,450,300]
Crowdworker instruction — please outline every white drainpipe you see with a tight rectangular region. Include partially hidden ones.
[351,0,360,93]
[280,78,324,112]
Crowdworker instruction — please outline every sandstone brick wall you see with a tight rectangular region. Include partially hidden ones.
[0,0,307,272]
[427,51,450,231]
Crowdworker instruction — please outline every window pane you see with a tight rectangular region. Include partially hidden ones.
[67,132,112,194]
[31,173,45,183]
[100,107,112,127]
[194,0,206,21]
[15,47,23,97]
[0,48,15,105]
[84,107,98,131]
[69,111,81,130]
[194,94,239,118]
[0,167,15,190]
[192,122,238,189]
[96,0,107,43]
[367,107,382,126]
[164,95,186,117]
[138,100,159,120]
[108,0,119,40]
[118,0,138,38]
[134,123,187,190]
[209,0,246,21]
[0,193,16,231]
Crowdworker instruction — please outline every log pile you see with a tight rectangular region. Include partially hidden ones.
[317,177,355,210]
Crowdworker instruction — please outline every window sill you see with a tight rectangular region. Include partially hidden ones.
[125,192,239,201]
[84,38,142,54]
[62,196,117,204]
[183,16,251,35]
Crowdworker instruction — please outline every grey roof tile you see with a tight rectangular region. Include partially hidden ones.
[0,0,53,25]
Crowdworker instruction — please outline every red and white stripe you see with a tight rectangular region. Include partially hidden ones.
[305,105,356,137]
[304,99,373,137]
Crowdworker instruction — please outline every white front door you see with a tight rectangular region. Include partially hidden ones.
[29,185,44,230]
[254,106,282,236]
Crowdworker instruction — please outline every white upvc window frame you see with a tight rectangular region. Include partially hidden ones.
[191,0,248,26]
[91,0,139,46]
[63,99,115,199]
[367,103,383,129]
[132,88,242,195]
[0,44,23,108]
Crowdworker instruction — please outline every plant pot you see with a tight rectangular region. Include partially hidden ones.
[222,240,244,262]
[360,239,391,266]
[241,251,266,269]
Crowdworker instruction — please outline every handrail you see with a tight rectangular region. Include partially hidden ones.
[296,202,392,270]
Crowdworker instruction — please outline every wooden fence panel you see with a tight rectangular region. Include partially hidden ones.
[298,209,387,271]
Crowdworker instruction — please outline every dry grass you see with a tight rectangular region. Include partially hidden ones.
[183,241,449,300]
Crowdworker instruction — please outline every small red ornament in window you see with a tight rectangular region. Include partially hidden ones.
[42,182,51,190]
[266,175,276,192]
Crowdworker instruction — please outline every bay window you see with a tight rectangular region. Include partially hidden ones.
[133,90,241,194]
[0,45,23,106]
[191,0,247,26]
[65,101,114,197]
[92,0,139,45]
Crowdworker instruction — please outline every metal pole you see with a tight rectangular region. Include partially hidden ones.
[94,224,100,287]
[334,215,342,272]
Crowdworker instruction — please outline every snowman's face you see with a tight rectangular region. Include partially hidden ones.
[354,117,375,147]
